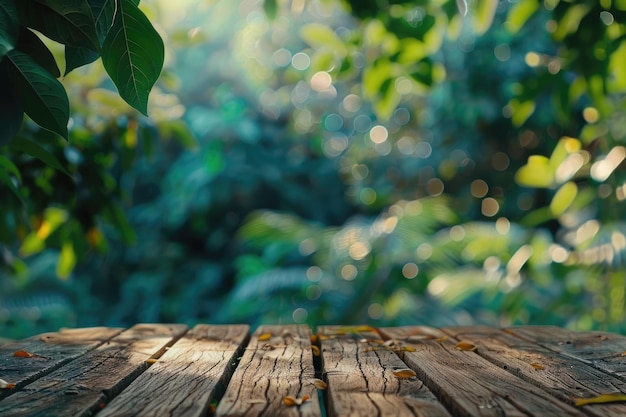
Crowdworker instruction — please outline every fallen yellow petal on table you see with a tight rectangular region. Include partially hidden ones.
[455,341,477,351]
[283,395,310,406]
[575,393,626,406]
[393,369,417,379]
[258,332,272,341]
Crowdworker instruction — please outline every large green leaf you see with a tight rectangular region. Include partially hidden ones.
[16,27,60,77]
[65,0,115,74]
[4,50,69,139]
[101,0,164,115]
[0,0,19,59]
[89,0,115,41]
[16,0,99,51]
[64,45,99,73]
[0,63,24,146]
[9,136,71,176]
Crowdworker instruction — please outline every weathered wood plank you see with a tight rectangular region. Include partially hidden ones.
[216,325,320,417]
[318,325,451,417]
[97,324,250,417]
[0,327,123,400]
[444,325,626,417]
[380,326,589,417]
[508,326,626,378]
[0,323,187,417]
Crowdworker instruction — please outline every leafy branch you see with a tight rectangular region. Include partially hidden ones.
[0,0,164,145]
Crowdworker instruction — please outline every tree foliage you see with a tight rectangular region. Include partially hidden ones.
[2,0,626,338]
[0,0,163,146]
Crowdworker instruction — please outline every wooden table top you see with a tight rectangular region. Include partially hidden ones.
[1,324,626,416]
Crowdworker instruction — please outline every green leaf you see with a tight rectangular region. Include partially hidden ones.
[89,0,116,42]
[65,45,99,73]
[4,50,69,139]
[16,0,100,51]
[16,27,60,78]
[0,0,19,59]
[508,99,535,127]
[0,155,22,183]
[473,0,498,34]
[101,0,164,115]
[0,164,24,204]
[263,0,278,20]
[65,0,116,74]
[300,23,347,57]
[515,155,554,188]
[57,239,77,279]
[505,0,539,34]
[10,136,71,176]
[0,63,24,146]
[550,181,578,216]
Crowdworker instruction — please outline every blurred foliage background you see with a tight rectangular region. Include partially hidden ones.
[2,0,626,339]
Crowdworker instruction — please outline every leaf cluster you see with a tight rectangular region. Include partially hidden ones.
[0,0,163,145]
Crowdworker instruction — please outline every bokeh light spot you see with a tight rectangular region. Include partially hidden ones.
[341,264,358,280]
[311,71,332,91]
[402,262,419,279]
[367,303,384,319]
[369,125,388,144]
[292,52,311,70]
[470,179,489,198]
[292,307,308,323]
[360,188,377,205]
[481,198,500,217]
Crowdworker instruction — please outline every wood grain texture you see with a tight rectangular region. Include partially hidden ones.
[318,325,451,417]
[216,325,320,417]
[97,324,250,417]
[444,325,626,417]
[508,326,626,378]
[380,326,589,417]
[0,323,187,417]
[0,327,123,400]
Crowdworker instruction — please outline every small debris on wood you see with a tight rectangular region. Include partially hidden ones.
[13,350,48,359]
[258,332,272,341]
[311,378,327,390]
[456,341,477,351]
[283,395,310,406]
[393,369,417,379]
[0,378,16,389]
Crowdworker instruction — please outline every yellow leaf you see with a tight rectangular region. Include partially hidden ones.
[435,336,448,343]
[550,181,578,216]
[311,345,321,356]
[13,350,34,358]
[393,369,417,379]
[455,341,477,351]
[145,359,158,364]
[283,395,310,406]
[311,378,327,390]
[575,393,626,406]
[530,363,545,370]
[258,332,272,341]
[57,240,77,280]
[310,334,318,344]
[402,346,416,352]
[515,155,554,188]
